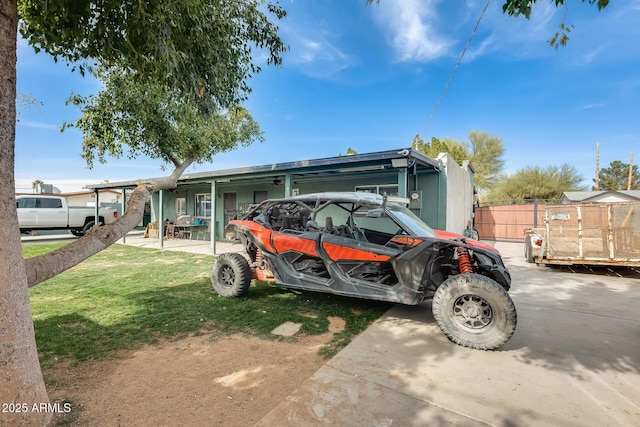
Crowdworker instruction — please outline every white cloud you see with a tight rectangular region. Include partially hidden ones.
[16,120,60,130]
[371,0,452,62]
[283,28,356,79]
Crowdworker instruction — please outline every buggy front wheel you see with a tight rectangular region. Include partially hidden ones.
[432,274,516,350]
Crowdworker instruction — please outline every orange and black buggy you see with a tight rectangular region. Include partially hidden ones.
[211,192,516,350]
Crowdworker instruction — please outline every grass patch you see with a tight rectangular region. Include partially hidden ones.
[26,242,391,367]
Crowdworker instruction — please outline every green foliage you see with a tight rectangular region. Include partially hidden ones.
[18,0,287,110]
[412,135,469,164]
[19,0,288,170]
[65,66,264,168]
[26,243,390,366]
[595,160,640,190]
[484,164,586,204]
[502,0,609,19]
[464,131,505,191]
[412,131,505,191]
[501,0,609,48]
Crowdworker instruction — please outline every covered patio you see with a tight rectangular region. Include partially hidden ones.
[117,231,242,255]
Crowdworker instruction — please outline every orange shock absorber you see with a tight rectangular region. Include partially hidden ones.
[456,247,473,274]
[255,247,264,267]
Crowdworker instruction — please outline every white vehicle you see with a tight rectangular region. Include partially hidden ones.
[17,195,118,236]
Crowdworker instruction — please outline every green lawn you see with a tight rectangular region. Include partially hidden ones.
[26,243,391,367]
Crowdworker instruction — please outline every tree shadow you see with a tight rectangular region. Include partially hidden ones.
[33,279,392,368]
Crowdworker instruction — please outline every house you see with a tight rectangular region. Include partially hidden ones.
[62,190,123,207]
[85,148,476,251]
[560,190,640,204]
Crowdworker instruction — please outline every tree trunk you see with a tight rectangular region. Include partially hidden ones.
[0,0,52,425]
[1,1,194,417]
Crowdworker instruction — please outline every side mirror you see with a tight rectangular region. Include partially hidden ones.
[366,208,383,218]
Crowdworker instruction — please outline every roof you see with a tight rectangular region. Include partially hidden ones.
[62,189,122,197]
[269,191,385,205]
[84,148,442,190]
[561,190,640,203]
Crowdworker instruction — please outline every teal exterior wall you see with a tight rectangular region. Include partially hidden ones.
[415,171,446,229]
[132,149,477,242]
[149,168,450,239]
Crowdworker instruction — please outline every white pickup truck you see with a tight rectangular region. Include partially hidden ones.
[17,195,118,236]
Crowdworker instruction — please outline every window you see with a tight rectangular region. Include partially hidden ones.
[254,191,268,204]
[195,194,211,217]
[175,198,186,216]
[355,184,398,196]
[40,198,63,208]
[17,198,36,209]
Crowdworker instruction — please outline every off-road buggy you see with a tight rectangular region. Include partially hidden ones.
[211,192,516,350]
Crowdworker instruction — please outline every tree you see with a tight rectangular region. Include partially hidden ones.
[594,160,640,190]
[412,131,505,192]
[502,0,609,19]
[412,135,468,165]
[16,90,42,122]
[462,131,505,191]
[340,147,358,156]
[65,66,263,170]
[1,1,286,424]
[502,0,610,48]
[31,179,43,193]
[484,164,586,204]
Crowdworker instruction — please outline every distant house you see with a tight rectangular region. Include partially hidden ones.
[559,190,640,204]
[62,190,123,207]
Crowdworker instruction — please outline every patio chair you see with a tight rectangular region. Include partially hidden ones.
[175,215,194,239]
[165,223,176,239]
[145,221,159,239]
[196,223,211,240]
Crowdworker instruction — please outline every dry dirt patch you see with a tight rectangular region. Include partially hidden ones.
[48,317,346,426]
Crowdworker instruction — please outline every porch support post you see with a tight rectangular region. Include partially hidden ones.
[397,167,408,198]
[94,189,100,224]
[122,189,127,243]
[210,180,217,254]
[159,189,164,249]
[284,172,292,197]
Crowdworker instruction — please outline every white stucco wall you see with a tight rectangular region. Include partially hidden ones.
[437,153,474,234]
[65,190,122,207]
[589,194,636,203]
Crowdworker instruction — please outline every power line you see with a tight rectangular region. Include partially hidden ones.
[421,0,492,137]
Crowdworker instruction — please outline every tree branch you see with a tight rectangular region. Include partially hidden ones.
[24,159,195,287]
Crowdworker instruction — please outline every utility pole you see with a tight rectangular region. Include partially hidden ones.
[628,152,634,191]
[594,142,600,191]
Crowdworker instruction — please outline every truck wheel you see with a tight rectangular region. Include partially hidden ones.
[524,236,534,263]
[432,274,517,350]
[82,221,95,235]
[211,253,251,297]
[81,220,105,236]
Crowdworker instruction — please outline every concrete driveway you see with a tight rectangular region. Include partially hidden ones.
[257,241,640,426]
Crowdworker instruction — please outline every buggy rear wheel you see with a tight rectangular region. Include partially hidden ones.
[211,253,251,297]
[432,273,516,350]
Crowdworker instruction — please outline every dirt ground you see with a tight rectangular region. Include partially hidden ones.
[47,317,346,426]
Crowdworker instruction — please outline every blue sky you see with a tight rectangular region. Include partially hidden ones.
[15,0,640,194]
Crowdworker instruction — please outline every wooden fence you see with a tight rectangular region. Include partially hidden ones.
[475,203,546,241]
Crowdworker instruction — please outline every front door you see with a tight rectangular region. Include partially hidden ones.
[223,192,237,228]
